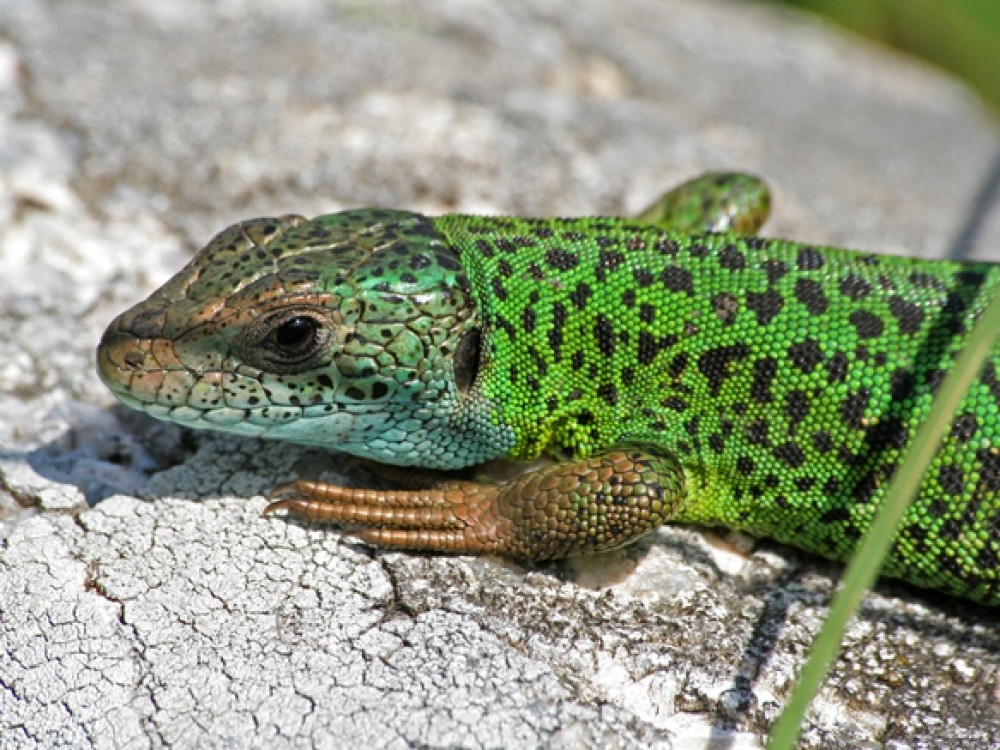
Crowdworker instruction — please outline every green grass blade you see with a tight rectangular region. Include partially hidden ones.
[766,281,1000,749]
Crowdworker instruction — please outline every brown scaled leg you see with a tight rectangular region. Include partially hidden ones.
[263,447,686,561]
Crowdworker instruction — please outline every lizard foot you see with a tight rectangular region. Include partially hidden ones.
[263,447,685,561]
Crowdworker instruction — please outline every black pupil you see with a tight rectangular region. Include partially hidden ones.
[273,317,314,350]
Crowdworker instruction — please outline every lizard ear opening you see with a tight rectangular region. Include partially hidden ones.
[453,327,482,395]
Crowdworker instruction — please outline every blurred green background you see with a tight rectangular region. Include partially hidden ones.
[759,0,1000,114]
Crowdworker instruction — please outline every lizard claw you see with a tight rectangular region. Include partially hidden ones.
[261,448,684,561]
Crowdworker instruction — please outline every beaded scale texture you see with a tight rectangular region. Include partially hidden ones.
[98,174,1000,604]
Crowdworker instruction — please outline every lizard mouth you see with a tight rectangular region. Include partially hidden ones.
[96,326,221,426]
[96,322,336,437]
[96,326,268,436]
[97,328,169,403]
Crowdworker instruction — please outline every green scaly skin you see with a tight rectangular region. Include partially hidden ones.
[98,173,1000,604]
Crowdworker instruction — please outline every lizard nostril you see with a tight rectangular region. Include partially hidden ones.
[123,350,146,369]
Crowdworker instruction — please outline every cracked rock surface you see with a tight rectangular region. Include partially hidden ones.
[2,1,1000,748]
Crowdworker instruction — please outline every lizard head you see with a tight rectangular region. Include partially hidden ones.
[97,209,501,467]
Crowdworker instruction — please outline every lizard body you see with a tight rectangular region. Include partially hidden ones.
[98,174,1000,604]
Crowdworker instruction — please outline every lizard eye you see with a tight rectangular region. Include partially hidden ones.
[271,316,317,355]
[241,308,332,372]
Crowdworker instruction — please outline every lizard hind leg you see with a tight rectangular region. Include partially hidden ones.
[264,446,686,562]
[636,171,771,235]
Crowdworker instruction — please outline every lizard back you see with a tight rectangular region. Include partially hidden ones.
[439,214,1000,602]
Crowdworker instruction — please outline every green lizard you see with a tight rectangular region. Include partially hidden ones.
[97,173,1000,604]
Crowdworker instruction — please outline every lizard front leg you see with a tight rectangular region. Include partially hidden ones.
[264,447,686,561]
